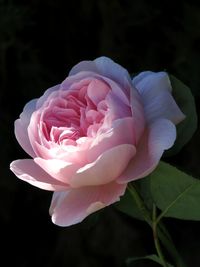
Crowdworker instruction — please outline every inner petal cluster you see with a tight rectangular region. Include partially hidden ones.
[40,78,110,147]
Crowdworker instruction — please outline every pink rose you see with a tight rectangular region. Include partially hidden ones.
[10,57,184,226]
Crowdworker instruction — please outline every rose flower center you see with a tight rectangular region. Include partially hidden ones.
[41,79,109,146]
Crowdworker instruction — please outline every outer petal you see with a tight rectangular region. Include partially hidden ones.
[34,158,81,183]
[69,144,136,188]
[10,159,68,191]
[49,181,127,227]
[15,99,37,158]
[133,71,172,94]
[130,86,145,143]
[117,119,176,183]
[27,111,42,157]
[15,85,60,158]
[36,84,60,109]
[69,56,131,96]
[132,71,185,125]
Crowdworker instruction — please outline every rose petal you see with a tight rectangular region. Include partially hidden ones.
[15,99,37,158]
[103,76,130,106]
[143,90,185,124]
[88,117,136,162]
[117,119,176,183]
[49,181,127,226]
[132,72,185,124]
[106,91,132,120]
[34,158,81,183]
[130,86,145,143]
[60,71,102,93]
[87,78,110,105]
[69,56,131,97]
[28,111,43,156]
[69,144,136,188]
[10,159,68,191]
[133,71,172,94]
[36,84,60,109]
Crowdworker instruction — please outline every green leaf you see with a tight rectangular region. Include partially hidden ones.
[150,161,200,220]
[164,75,197,156]
[126,254,174,267]
[115,188,144,221]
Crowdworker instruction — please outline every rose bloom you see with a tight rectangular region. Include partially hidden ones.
[10,57,185,226]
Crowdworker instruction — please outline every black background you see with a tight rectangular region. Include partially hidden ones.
[1,0,200,266]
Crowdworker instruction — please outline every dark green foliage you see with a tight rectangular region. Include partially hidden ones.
[150,162,200,221]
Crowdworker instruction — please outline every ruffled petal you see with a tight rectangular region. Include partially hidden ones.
[105,90,131,120]
[36,84,60,109]
[69,144,136,188]
[132,71,185,125]
[49,181,127,226]
[10,159,68,191]
[117,119,176,183]
[87,78,110,105]
[88,117,136,162]
[69,56,131,96]
[15,99,37,157]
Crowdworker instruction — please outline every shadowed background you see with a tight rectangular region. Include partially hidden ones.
[1,0,200,266]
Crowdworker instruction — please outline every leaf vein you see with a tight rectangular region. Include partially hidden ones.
[158,180,198,221]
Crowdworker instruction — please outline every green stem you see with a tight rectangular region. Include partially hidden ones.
[157,226,187,267]
[127,183,187,267]
[152,204,167,267]
[127,183,152,226]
